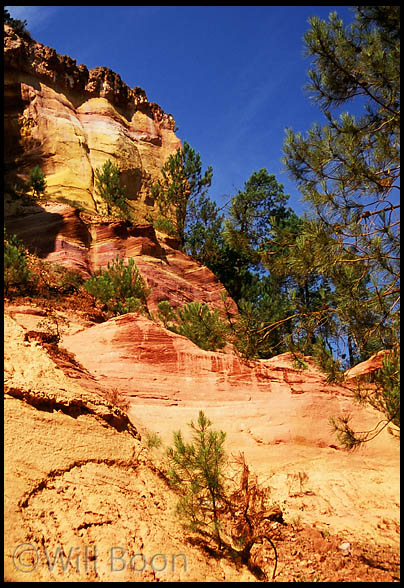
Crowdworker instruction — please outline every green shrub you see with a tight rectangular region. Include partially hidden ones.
[167,411,227,547]
[152,216,178,237]
[4,229,31,295]
[29,165,47,199]
[157,300,177,327]
[94,159,130,219]
[166,412,280,580]
[158,300,229,351]
[83,255,151,315]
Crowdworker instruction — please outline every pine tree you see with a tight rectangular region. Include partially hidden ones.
[84,255,151,315]
[184,193,224,269]
[159,300,229,352]
[29,166,47,199]
[281,6,400,444]
[224,169,290,262]
[281,7,400,362]
[151,142,213,248]
[167,411,227,547]
[94,159,129,219]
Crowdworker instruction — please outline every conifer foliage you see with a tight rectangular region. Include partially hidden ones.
[167,411,227,547]
[4,230,31,295]
[29,166,47,200]
[166,412,280,580]
[151,141,213,248]
[157,300,228,351]
[278,6,400,444]
[84,255,151,316]
[280,6,400,362]
[94,159,130,219]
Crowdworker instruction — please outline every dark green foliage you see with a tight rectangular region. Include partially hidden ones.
[94,159,130,219]
[212,170,291,304]
[224,168,290,262]
[157,298,229,350]
[231,288,294,361]
[157,300,177,327]
[29,166,47,199]
[4,229,31,295]
[178,168,311,360]
[175,302,229,351]
[167,411,227,546]
[151,141,213,247]
[184,193,225,269]
[282,6,400,363]
[152,216,178,237]
[158,300,229,351]
[166,413,280,580]
[280,6,400,445]
[84,255,151,315]
[311,336,344,383]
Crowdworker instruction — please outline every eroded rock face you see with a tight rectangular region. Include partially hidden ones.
[60,313,400,550]
[4,202,235,314]
[344,350,391,381]
[4,24,181,218]
[4,313,257,582]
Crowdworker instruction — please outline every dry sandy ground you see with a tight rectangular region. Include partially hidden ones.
[5,302,400,581]
[127,385,400,549]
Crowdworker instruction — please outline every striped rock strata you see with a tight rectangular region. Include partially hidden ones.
[4,23,181,219]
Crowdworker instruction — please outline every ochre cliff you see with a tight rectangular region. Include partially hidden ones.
[4,22,400,584]
[4,23,181,219]
[4,202,235,314]
[4,313,255,582]
[5,304,400,581]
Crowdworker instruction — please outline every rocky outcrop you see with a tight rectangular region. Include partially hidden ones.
[5,302,400,581]
[4,24,181,219]
[344,349,391,381]
[4,313,257,582]
[59,312,400,549]
[4,202,235,314]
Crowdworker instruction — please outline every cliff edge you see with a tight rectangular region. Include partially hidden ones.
[4,23,181,219]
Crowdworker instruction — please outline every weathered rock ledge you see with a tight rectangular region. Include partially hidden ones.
[4,24,181,217]
[5,202,235,315]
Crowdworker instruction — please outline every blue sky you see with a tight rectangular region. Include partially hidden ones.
[6,5,358,215]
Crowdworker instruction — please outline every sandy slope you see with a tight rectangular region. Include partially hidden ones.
[5,305,400,582]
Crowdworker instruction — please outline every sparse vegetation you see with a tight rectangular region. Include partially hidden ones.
[166,411,280,580]
[151,216,178,237]
[84,254,151,316]
[157,300,229,351]
[37,310,70,345]
[94,159,130,219]
[4,229,31,295]
[104,387,130,413]
[29,165,47,200]
[144,431,163,450]
[4,8,29,35]
[330,346,400,450]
